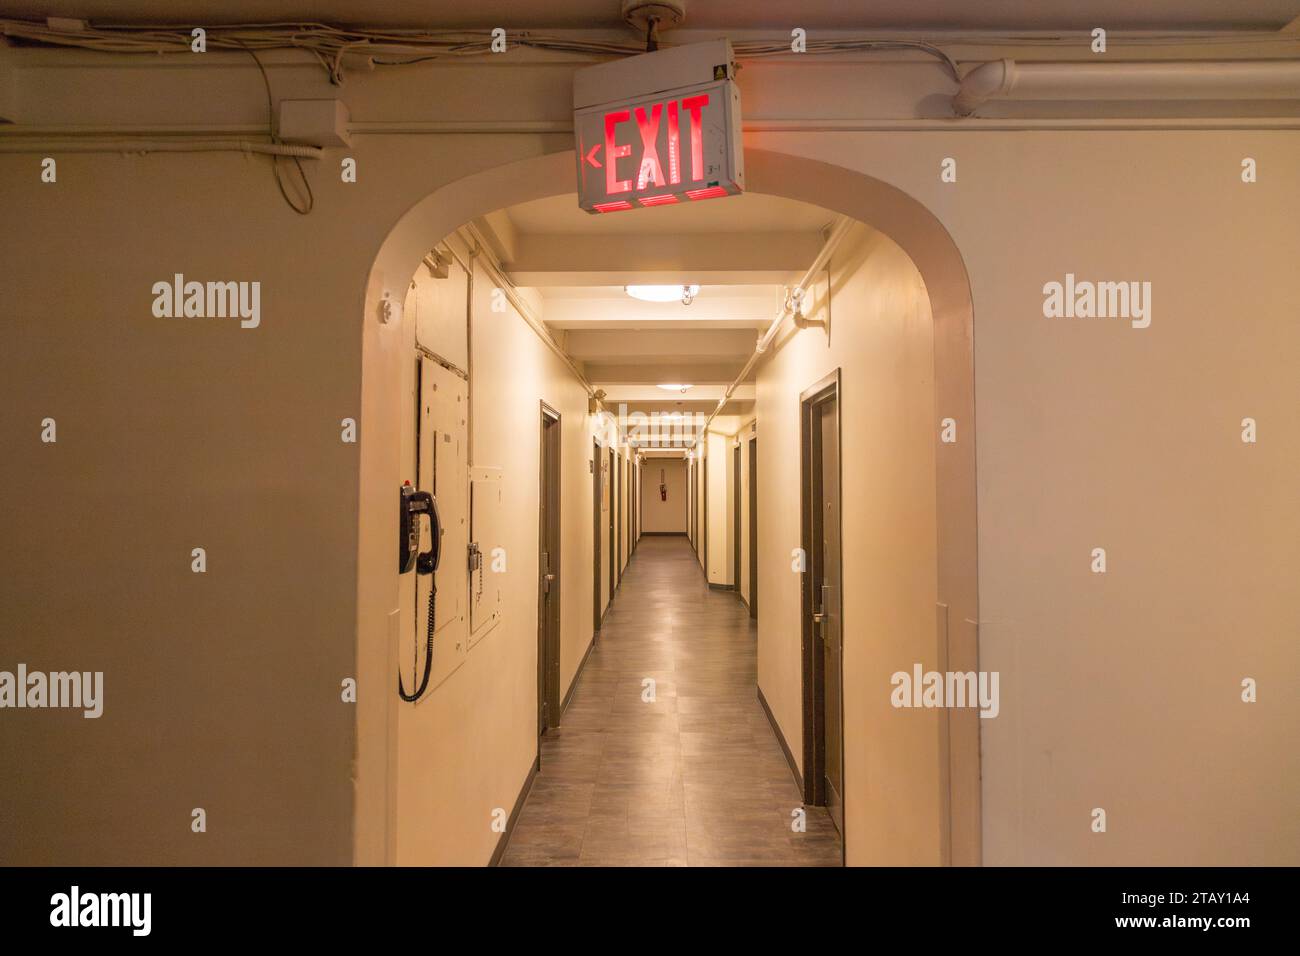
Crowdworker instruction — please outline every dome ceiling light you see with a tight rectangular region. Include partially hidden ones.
[625,284,699,305]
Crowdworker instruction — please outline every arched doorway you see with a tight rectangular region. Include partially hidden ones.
[355,148,980,867]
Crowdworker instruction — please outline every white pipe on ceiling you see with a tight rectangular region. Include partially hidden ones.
[695,215,854,444]
[954,58,1300,116]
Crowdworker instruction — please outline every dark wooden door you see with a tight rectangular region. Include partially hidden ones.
[592,439,602,635]
[608,449,616,603]
[817,396,843,833]
[748,437,758,620]
[800,371,844,852]
[733,443,741,591]
[538,408,562,733]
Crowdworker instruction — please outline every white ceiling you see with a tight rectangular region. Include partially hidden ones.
[15,1,1300,31]
[480,190,823,427]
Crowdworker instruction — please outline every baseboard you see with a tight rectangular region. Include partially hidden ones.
[708,582,735,591]
[488,753,540,867]
[738,592,750,610]
[561,634,597,716]
[641,531,686,536]
[757,685,802,793]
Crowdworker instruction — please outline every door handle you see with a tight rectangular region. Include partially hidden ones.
[813,583,833,640]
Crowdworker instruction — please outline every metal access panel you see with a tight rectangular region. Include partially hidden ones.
[468,466,503,647]
[409,357,469,696]
[414,249,469,373]
[573,39,743,213]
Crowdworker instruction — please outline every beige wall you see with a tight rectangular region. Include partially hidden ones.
[766,130,1300,865]
[756,225,942,865]
[380,246,600,865]
[642,458,688,533]
[0,143,408,864]
[2,44,1296,866]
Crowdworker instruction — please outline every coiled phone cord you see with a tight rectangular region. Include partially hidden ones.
[398,586,436,702]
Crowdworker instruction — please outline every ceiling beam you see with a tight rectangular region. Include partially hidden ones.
[541,289,777,328]
[564,329,757,361]
[598,384,756,402]
[585,361,746,384]
[472,210,519,264]
[508,231,822,283]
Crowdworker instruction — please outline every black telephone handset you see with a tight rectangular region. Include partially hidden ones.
[398,482,441,702]
[399,482,441,575]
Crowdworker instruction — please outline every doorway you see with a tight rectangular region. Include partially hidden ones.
[732,442,741,593]
[800,370,844,845]
[616,450,622,579]
[608,448,616,603]
[748,435,758,621]
[592,438,602,635]
[687,458,695,550]
[702,453,709,572]
[359,148,981,866]
[537,404,562,734]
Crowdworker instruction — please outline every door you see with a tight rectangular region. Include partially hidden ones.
[537,405,562,734]
[687,459,693,546]
[748,436,758,621]
[593,439,602,635]
[818,395,843,833]
[800,371,844,849]
[616,451,623,576]
[608,449,617,602]
[733,443,741,592]
[702,452,708,572]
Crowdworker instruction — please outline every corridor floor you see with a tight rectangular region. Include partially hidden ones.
[501,536,843,866]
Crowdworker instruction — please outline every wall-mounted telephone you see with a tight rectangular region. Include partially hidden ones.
[398,482,441,702]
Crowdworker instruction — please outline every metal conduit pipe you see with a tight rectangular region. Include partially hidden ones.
[954,58,1300,116]
[0,138,324,156]
[696,215,854,443]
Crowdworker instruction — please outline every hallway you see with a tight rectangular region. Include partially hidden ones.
[501,536,842,866]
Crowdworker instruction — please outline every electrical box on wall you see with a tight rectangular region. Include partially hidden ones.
[468,466,503,647]
[410,358,469,696]
[277,98,352,147]
[573,39,743,213]
[0,41,17,124]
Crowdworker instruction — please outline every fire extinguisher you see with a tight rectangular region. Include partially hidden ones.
[659,468,667,502]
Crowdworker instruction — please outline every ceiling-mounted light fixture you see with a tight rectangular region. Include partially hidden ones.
[626,284,700,305]
[657,383,693,393]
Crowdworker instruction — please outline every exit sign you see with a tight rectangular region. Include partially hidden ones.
[573,40,744,213]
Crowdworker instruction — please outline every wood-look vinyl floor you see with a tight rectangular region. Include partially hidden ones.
[500,535,843,867]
